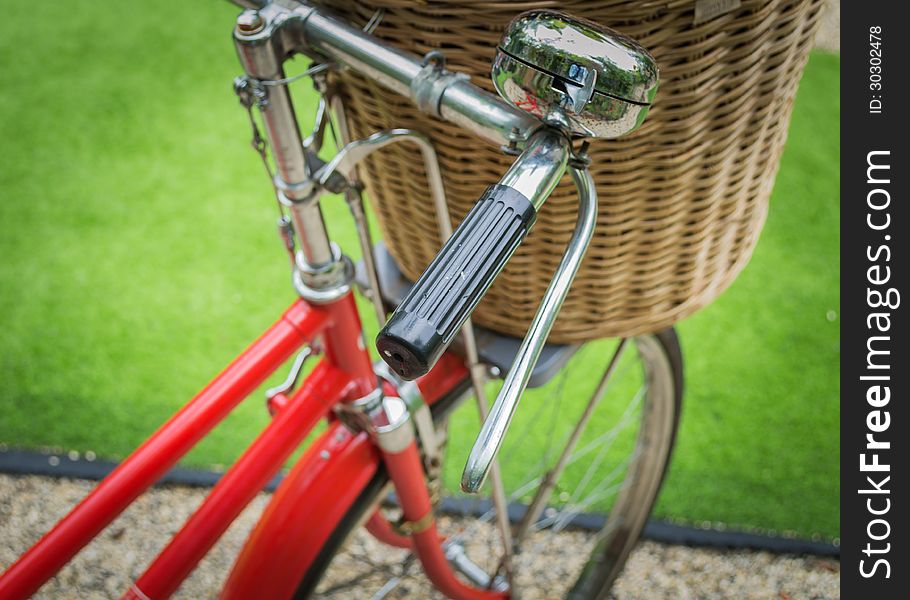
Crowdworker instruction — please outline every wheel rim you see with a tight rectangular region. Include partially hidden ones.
[569,334,679,598]
[438,333,680,598]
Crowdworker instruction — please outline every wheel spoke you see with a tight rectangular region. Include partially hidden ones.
[552,449,639,532]
[565,382,646,506]
[505,355,639,509]
[514,340,628,545]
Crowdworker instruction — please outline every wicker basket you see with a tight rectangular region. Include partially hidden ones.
[320,0,824,342]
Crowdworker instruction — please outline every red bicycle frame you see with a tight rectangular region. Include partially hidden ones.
[0,0,551,595]
[0,291,505,599]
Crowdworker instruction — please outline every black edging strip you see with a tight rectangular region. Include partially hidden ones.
[0,448,838,557]
[0,448,283,493]
[434,496,840,558]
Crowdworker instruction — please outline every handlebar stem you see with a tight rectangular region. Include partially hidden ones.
[234,11,336,269]
[231,0,546,286]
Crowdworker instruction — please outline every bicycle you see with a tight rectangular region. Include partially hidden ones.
[0,2,682,598]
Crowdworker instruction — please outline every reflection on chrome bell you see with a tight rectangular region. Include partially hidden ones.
[492,10,659,138]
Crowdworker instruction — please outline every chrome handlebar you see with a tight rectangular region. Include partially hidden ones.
[232,0,540,148]
[375,128,569,381]
[462,166,598,492]
[229,0,654,494]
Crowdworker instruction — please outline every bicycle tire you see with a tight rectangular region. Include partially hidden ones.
[296,329,683,599]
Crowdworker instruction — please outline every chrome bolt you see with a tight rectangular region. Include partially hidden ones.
[236,10,265,35]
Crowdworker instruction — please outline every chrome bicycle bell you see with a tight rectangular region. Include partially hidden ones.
[492,10,659,138]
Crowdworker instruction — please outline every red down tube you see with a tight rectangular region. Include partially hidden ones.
[221,352,471,598]
[0,301,327,600]
[124,360,348,600]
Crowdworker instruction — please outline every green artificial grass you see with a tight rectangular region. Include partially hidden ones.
[0,1,839,539]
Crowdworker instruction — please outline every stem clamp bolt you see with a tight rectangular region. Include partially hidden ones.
[236,10,265,35]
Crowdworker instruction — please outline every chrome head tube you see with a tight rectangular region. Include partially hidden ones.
[229,0,546,306]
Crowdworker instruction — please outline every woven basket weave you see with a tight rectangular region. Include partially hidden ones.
[319,0,824,342]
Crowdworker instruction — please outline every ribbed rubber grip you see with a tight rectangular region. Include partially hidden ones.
[377,185,537,380]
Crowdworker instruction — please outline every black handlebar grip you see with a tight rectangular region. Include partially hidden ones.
[376,184,537,380]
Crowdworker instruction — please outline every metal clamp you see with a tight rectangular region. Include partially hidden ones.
[410,52,470,117]
[393,510,435,536]
[292,242,355,304]
[372,396,415,454]
[334,387,384,433]
[234,75,270,110]
[375,361,442,480]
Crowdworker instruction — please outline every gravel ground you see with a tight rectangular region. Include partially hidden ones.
[1,475,838,599]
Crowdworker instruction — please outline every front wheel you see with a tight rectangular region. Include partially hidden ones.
[301,329,683,599]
